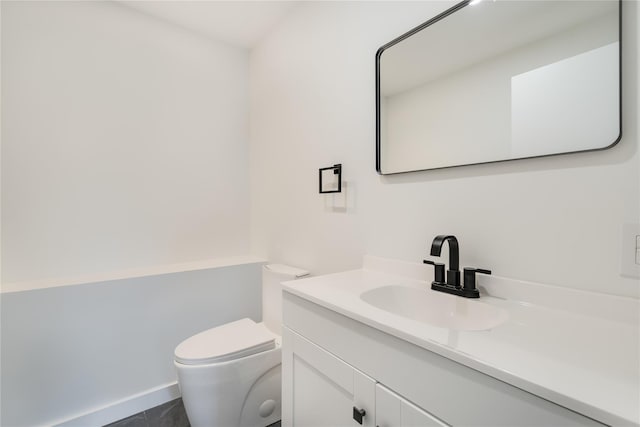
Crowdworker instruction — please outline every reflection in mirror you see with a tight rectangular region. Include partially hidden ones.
[376,0,621,174]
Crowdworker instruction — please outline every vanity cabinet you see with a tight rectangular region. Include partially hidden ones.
[282,326,442,427]
[282,291,605,427]
[282,326,376,427]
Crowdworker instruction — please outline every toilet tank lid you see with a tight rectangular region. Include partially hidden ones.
[264,264,309,278]
[174,318,276,365]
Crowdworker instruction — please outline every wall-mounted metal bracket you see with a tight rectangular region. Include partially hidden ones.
[319,164,342,193]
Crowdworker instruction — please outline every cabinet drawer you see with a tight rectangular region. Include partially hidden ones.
[376,384,448,427]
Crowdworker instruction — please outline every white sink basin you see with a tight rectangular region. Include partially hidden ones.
[360,285,508,331]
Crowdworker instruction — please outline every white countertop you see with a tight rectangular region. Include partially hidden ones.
[282,256,640,426]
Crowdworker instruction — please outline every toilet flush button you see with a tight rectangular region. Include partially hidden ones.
[259,399,276,418]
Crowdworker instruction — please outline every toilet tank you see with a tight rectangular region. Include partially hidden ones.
[262,264,309,336]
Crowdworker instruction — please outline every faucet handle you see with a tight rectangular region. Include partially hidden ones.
[463,267,492,291]
[423,260,445,284]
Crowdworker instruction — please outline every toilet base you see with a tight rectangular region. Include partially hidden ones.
[176,345,282,427]
[239,363,281,427]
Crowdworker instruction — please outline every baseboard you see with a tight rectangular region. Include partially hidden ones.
[53,382,181,426]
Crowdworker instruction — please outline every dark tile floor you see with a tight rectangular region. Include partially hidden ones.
[104,398,190,427]
[104,398,282,427]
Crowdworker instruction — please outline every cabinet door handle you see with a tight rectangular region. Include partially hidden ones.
[353,407,366,424]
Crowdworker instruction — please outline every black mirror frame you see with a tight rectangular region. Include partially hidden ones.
[375,0,622,175]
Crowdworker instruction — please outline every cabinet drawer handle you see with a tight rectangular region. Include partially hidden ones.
[353,407,366,424]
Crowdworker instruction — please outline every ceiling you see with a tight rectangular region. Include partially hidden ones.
[119,0,298,48]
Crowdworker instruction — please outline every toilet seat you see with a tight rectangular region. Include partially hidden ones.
[174,318,276,365]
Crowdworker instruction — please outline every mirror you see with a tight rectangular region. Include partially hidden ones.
[376,0,621,174]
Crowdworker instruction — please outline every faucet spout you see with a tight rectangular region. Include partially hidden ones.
[430,235,460,287]
[430,235,459,272]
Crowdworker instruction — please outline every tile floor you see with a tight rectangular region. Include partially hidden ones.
[104,398,282,427]
[104,398,189,427]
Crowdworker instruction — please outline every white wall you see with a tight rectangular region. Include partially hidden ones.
[250,0,639,298]
[1,1,251,286]
[1,2,261,425]
[0,261,264,427]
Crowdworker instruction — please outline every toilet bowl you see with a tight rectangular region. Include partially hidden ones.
[174,264,308,427]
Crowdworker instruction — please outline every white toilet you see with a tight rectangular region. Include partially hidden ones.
[174,264,308,427]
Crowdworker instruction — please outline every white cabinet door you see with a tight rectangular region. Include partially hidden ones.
[282,326,376,427]
[376,384,448,427]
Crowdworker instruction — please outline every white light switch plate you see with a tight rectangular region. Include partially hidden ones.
[620,223,640,279]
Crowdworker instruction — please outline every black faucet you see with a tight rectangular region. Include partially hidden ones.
[430,235,460,287]
[424,235,491,299]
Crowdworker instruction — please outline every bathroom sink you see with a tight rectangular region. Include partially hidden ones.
[360,285,508,331]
